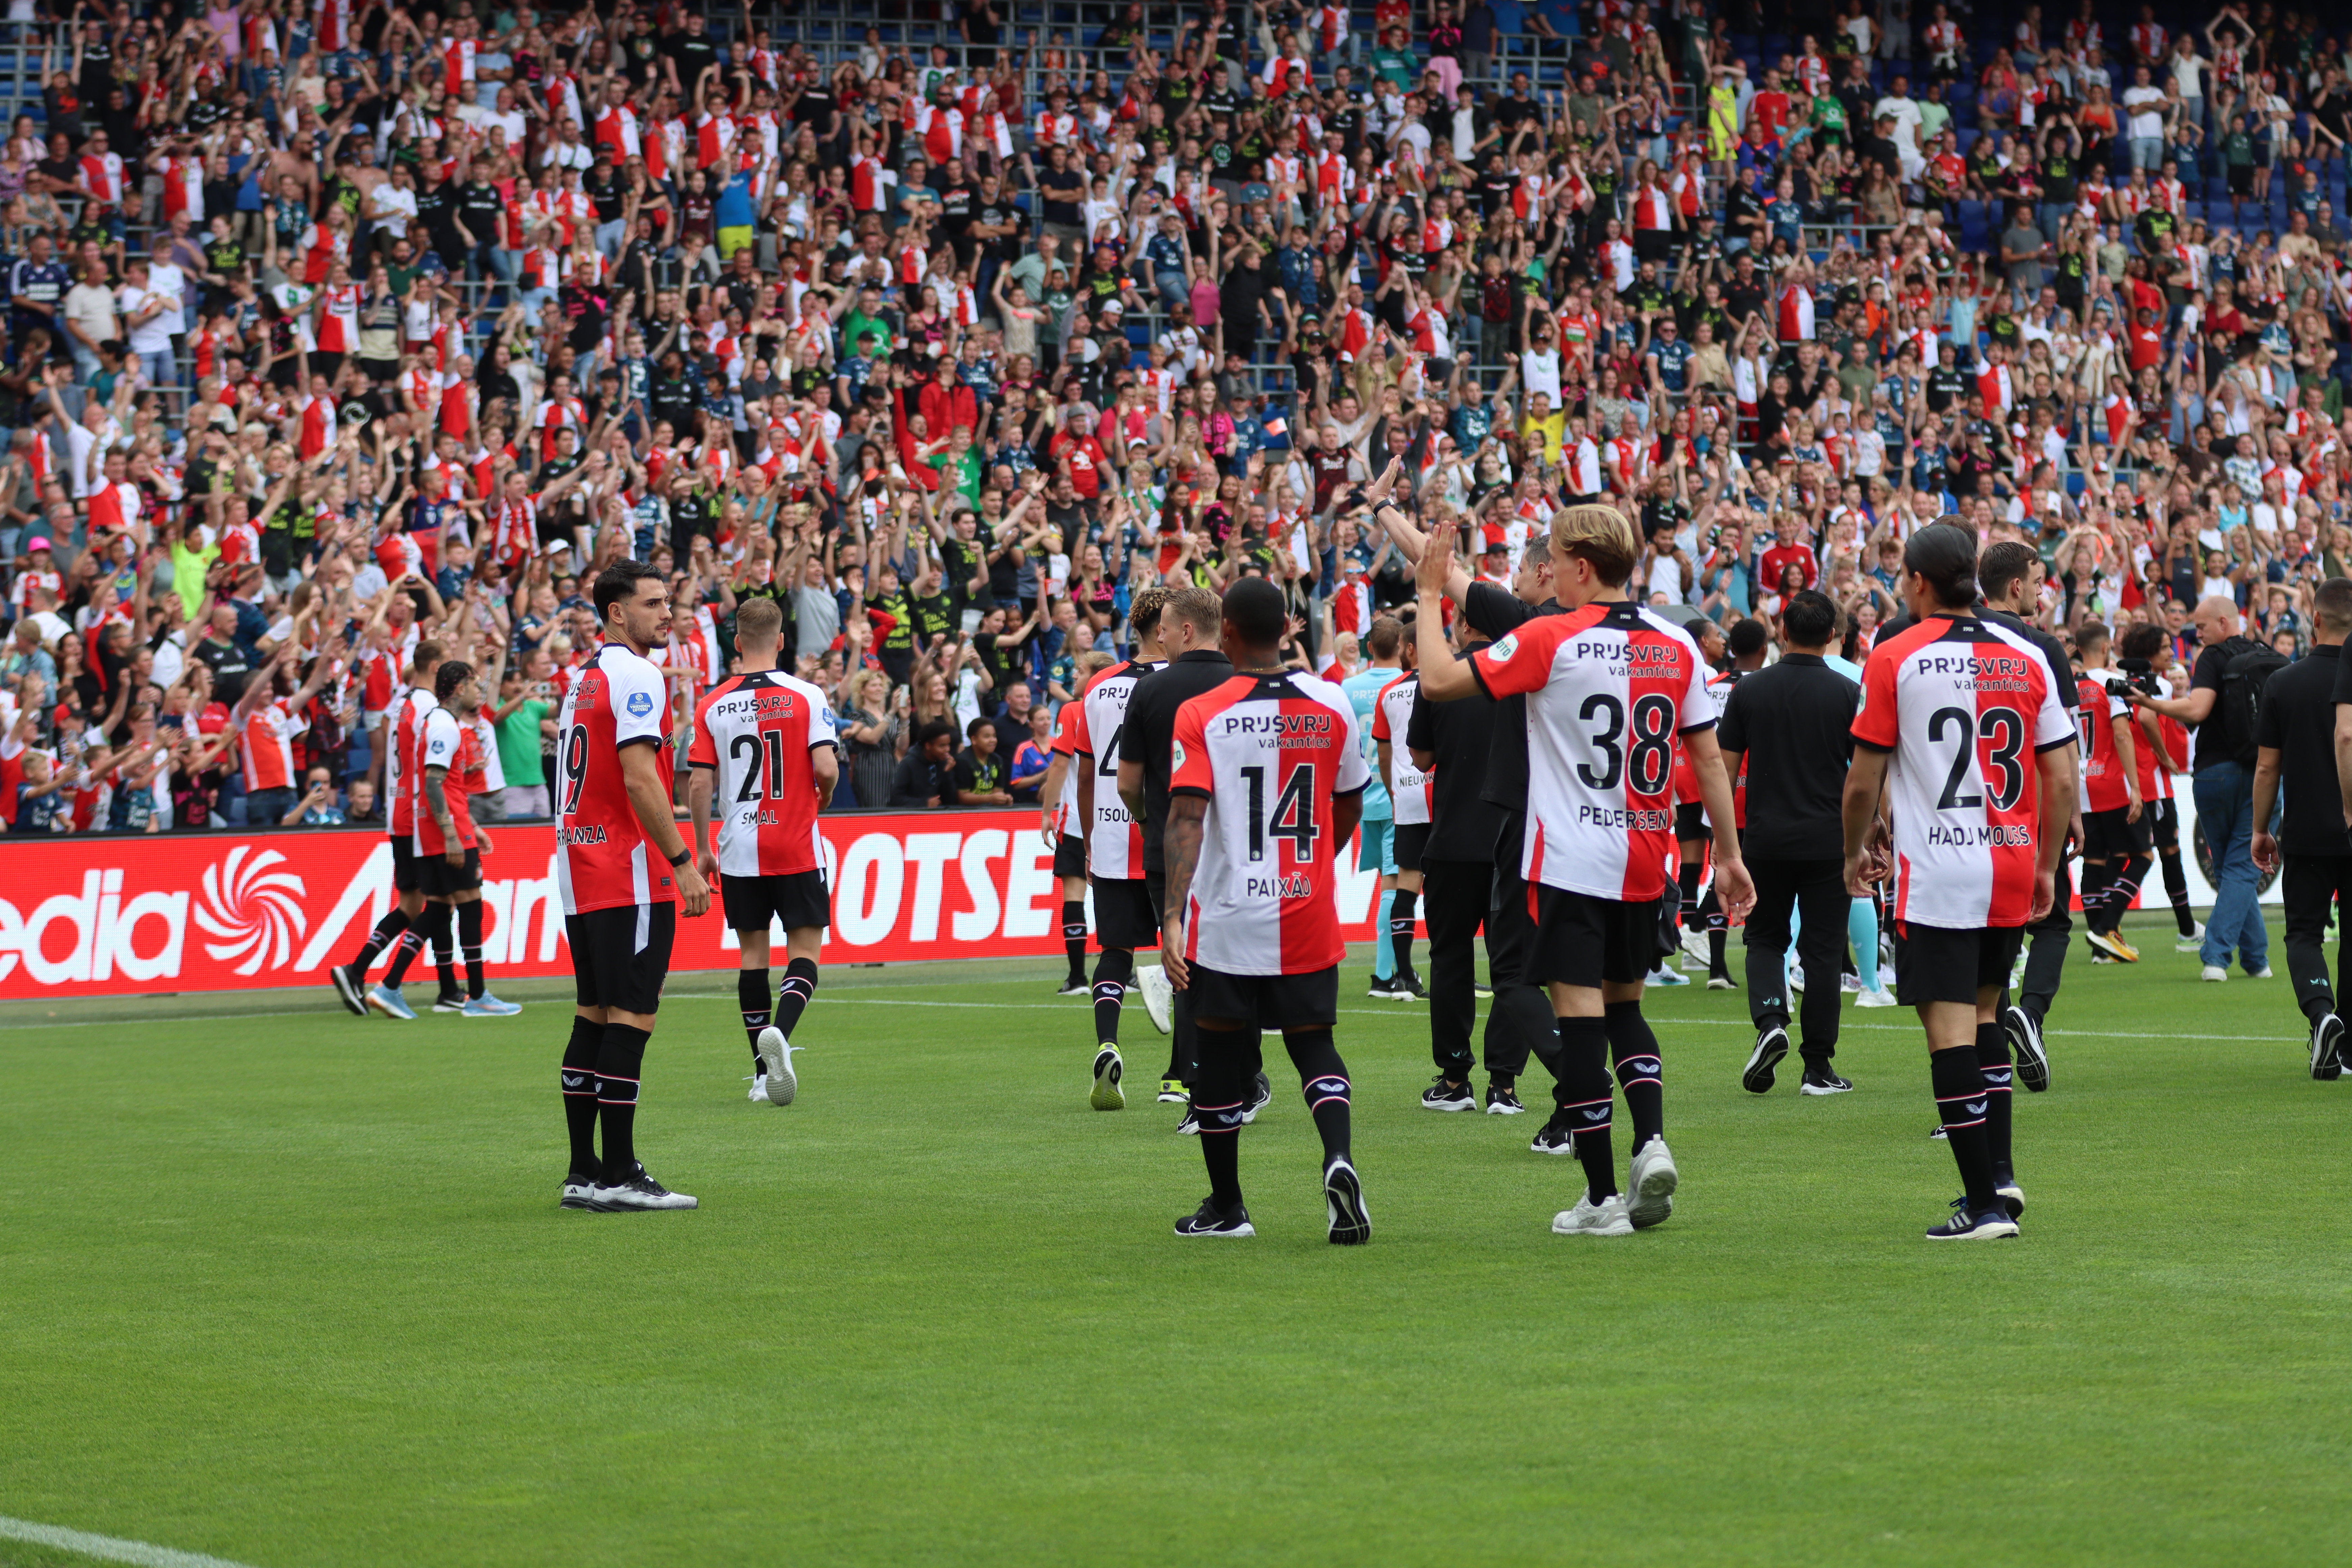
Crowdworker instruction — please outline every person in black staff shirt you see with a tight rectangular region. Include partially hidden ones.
[1717,590,1863,1097]
[2256,578,2352,1076]
[890,720,959,807]
[1368,472,1572,1135]
[1120,586,1250,1119]
[2125,594,2272,980]
[1403,606,1508,1110]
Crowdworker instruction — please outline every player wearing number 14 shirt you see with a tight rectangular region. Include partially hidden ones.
[1411,501,1754,1243]
[1842,524,2074,1242]
[1162,579,1372,1244]
[686,598,840,1110]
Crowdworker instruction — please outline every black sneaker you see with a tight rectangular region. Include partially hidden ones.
[1421,1075,1476,1111]
[1924,1197,2018,1240]
[1706,971,1736,990]
[431,990,467,1014]
[1390,971,1428,1000]
[1323,1156,1371,1244]
[1529,1110,1578,1156]
[588,1163,698,1211]
[1366,975,1402,1000]
[1056,975,1089,996]
[1742,1025,1790,1094]
[1174,1199,1254,1238]
[1992,1178,2026,1219]
[2005,1004,2050,1093]
[1241,1070,1272,1123]
[1799,1065,1854,1095]
[558,1172,598,1210]
[329,963,368,1016]
[1173,1105,1201,1135]
[2312,1013,2346,1081]
[1485,1082,1527,1115]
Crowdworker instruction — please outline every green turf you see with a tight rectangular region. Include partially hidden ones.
[5,915,2351,1567]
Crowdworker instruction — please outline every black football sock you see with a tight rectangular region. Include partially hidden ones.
[2160,845,2195,934]
[1167,983,1194,1087]
[1092,947,1134,1046]
[2110,853,2153,936]
[1193,1035,1249,1210]
[1975,1022,2014,1182]
[738,967,772,1068]
[1558,1015,1617,1201]
[1677,859,1704,929]
[350,906,409,972]
[458,900,487,1000]
[1932,1045,2000,1214]
[424,902,458,997]
[561,1014,602,1177]
[596,1024,651,1182]
[383,927,425,985]
[774,957,818,1037]
[1700,886,1727,972]
[2077,859,2112,934]
[1284,1028,1352,1163]
[1061,899,1087,979]
[1604,1000,1663,1154]
[1389,889,1419,979]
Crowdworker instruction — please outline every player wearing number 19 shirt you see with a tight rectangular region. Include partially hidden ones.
[1842,524,2075,1241]
[686,597,839,1110]
[554,561,715,1215]
[1163,579,1371,1243]
[1413,502,1754,1241]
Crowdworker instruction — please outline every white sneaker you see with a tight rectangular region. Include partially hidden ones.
[1551,1192,1635,1236]
[757,1026,799,1106]
[1678,926,1713,967]
[2201,964,2228,982]
[747,1074,769,1104]
[1855,986,1898,1008]
[1626,1137,1678,1230]
[1135,963,1174,1035]
[2250,966,2275,979]
[1839,972,1862,993]
[2176,923,2206,953]
[1645,964,1690,987]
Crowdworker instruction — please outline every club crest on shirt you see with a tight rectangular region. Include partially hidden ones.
[627,690,655,717]
[1171,738,1186,769]
[1489,632,1518,660]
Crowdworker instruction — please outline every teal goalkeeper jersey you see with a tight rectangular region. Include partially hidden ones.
[1341,665,1399,821]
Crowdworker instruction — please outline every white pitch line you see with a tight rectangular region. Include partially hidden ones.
[0,1515,260,1568]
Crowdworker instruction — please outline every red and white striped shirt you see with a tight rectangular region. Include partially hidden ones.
[1369,673,1431,826]
[1070,658,1159,879]
[1469,599,1717,903]
[1169,669,1370,975]
[555,643,678,914]
[238,698,307,793]
[415,705,480,855]
[687,669,838,878]
[1851,612,2075,929]
[387,686,437,836]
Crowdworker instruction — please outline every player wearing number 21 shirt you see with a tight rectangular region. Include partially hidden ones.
[1408,501,1752,1245]
[1161,578,1371,1244]
[685,597,839,1110]
[553,561,714,1217]
[1841,523,2073,1243]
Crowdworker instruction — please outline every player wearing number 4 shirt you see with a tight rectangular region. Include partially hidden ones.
[686,598,839,1109]
[1162,580,1373,1243]
[1369,645,1431,997]
[418,659,521,1018]
[1842,524,2075,1242]
[1070,589,1175,1113]
[554,562,716,1216]
[1411,497,1755,1242]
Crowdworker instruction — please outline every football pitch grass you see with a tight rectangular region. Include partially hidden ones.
[5,913,2351,1567]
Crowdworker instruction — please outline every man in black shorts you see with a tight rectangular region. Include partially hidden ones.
[418,660,521,1017]
[1121,586,1253,1128]
[1039,651,1115,995]
[330,638,443,1018]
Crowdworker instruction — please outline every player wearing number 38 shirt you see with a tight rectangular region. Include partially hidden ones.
[1841,523,2075,1243]
[1408,499,1753,1245]
[687,598,839,1111]
[1160,579,1373,1244]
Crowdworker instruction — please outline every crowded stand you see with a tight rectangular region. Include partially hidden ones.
[0,0,2345,841]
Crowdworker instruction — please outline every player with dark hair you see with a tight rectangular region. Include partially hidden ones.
[1690,617,1771,987]
[1039,650,1117,995]
[556,560,714,1214]
[1070,586,1175,1111]
[335,638,445,1019]
[687,595,838,1108]
[1843,522,2074,1239]
[1162,577,1372,1241]
[418,659,521,1017]
[2074,621,2149,964]
[2114,620,2203,951]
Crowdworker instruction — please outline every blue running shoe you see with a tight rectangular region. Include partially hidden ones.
[462,994,522,1017]
[367,984,417,1021]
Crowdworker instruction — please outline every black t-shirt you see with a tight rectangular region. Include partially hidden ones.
[1715,654,1860,860]
[456,180,505,240]
[666,32,720,92]
[1120,649,1236,872]
[1039,166,1085,226]
[2262,644,2348,856]
[1462,582,1567,814]
[890,748,952,806]
[2190,640,2233,771]
[1403,639,1502,860]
